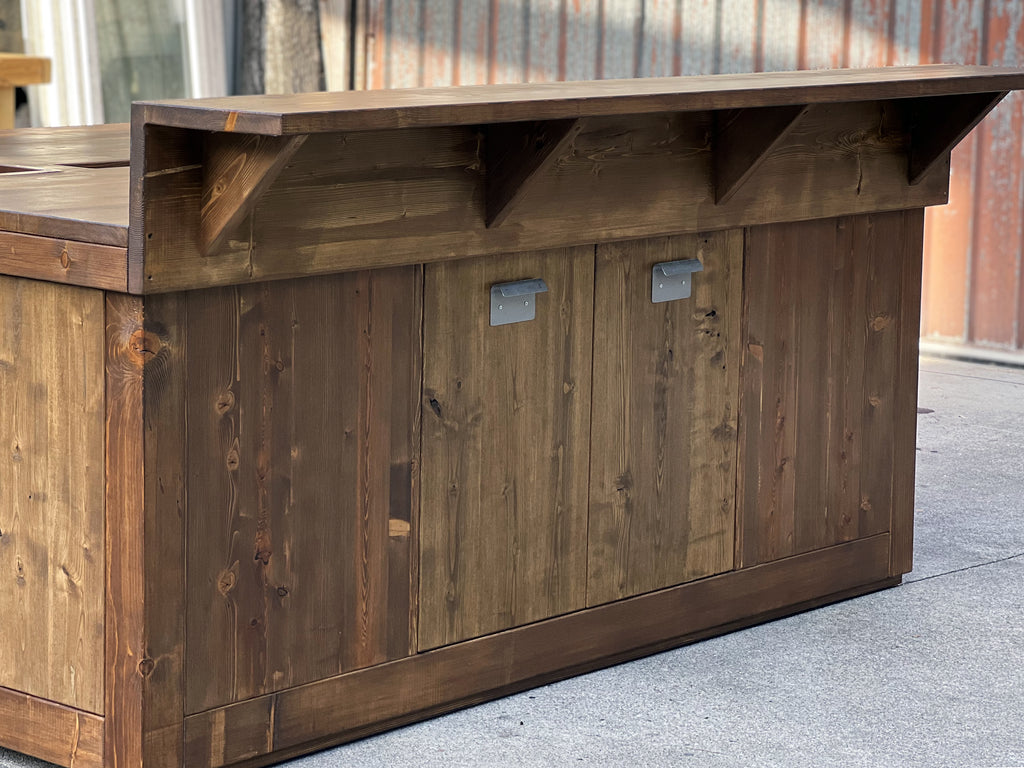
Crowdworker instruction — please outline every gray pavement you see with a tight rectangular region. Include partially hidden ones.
[3,356,1022,768]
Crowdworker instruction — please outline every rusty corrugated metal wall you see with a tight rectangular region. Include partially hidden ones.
[354,0,1024,356]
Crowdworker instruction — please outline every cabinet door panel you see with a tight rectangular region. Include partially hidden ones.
[587,233,742,606]
[184,268,421,714]
[737,211,921,567]
[419,247,594,650]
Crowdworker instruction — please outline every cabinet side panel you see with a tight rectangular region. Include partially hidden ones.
[891,208,925,576]
[738,212,915,567]
[419,247,594,650]
[587,232,742,605]
[184,268,421,714]
[0,276,105,714]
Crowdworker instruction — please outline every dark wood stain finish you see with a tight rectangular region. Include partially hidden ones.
[419,247,594,650]
[135,65,1024,135]
[0,230,127,291]
[137,101,950,293]
[0,685,104,768]
[1,67,1008,768]
[890,209,925,575]
[737,211,921,567]
[587,233,742,605]
[183,535,893,767]
[0,277,105,713]
[184,268,421,713]
[104,294,146,767]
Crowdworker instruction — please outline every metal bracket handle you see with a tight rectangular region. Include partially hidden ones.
[652,259,703,303]
[491,278,549,326]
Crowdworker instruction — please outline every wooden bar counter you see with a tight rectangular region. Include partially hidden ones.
[2,66,1023,767]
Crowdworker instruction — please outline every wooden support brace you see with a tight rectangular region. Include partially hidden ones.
[713,104,810,205]
[200,132,308,255]
[485,118,582,228]
[905,91,1008,185]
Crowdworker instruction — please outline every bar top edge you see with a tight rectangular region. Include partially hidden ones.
[134,65,1024,135]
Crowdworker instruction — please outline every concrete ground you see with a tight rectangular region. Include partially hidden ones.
[3,356,1022,768]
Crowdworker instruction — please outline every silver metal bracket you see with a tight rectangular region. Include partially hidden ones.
[652,259,704,303]
[490,278,549,326]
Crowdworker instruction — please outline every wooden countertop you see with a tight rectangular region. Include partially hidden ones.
[0,123,129,169]
[135,65,1024,134]
[0,125,129,246]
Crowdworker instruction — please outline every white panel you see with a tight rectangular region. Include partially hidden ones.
[184,0,230,97]
[20,0,104,126]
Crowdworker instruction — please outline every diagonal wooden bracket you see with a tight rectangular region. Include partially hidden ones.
[713,104,810,205]
[485,118,582,228]
[200,132,308,255]
[904,91,1008,185]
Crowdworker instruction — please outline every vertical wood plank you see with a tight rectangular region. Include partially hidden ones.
[855,213,904,542]
[891,208,925,576]
[419,247,594,650]
[104,294,146,766]
[185,269,421,714]
[587,232,741,606]
[821,217,868,550]
[140,293,189,762]
[0,278,104,715]
[105,291,188,766]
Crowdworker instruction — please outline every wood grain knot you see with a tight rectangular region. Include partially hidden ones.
[870,314,892,331]
[712,420,736,441]
[138,658,155,678]
[226,441,240,471]
[217,569,236,595]
[59,247,71,270]
[128,329,163,364]
[215,390,236,415]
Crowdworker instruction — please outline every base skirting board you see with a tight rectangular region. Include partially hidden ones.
[185,534,895,768]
